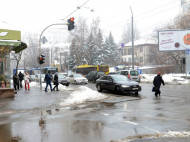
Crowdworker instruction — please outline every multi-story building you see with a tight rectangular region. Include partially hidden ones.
[118,39,157,66]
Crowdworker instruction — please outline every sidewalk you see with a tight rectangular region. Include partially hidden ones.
[0,82,71,116]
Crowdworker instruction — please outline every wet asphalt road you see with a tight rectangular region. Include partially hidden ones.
[0,82,190,142]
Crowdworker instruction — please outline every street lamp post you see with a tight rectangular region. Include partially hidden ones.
[130,6,134,69]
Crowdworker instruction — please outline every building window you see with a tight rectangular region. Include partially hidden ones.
[128,48,132,55]
[128,58,132,62]
[140,47,143,52]
[140,57,143,62]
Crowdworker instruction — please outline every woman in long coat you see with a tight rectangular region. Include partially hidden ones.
[52,72,59,91]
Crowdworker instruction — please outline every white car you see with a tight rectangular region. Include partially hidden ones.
[67,74,88,84]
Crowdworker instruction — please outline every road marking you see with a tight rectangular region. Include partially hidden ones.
[124,121,138,125]
[100,113,109,116]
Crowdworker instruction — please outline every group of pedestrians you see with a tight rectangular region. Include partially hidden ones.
[13,71,30,90]
[44,71,59,92]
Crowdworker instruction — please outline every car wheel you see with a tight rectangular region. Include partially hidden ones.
[97,84,102,92]
[66,83,69,86]
[135,92,138,95]
[115,86,121,94]
[74,80,77,84]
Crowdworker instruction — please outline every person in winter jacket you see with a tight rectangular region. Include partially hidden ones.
[52,72,59,91]
[18,71,24,88]
[153,72,165,97]
[45,71,53,92]
[13,73,19,90]
[24,72,30,90]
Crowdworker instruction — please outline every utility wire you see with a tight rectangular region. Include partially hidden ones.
[103,0,179,31]
[61,0,91,20]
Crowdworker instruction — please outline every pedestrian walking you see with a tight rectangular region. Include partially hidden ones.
[45,71,53,92]
[13,73,19,90]
[153,72,165,97]
[18,71,24,88]
[52,72,59,91]
[24,72,30,90]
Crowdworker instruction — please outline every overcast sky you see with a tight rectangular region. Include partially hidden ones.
[0,0,180,43]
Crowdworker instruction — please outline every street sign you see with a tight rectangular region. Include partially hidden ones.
[121,43,125,47]
[185,49,190,55]
[41,36,48,44]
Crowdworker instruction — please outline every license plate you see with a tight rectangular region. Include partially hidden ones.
[132,88,138,90]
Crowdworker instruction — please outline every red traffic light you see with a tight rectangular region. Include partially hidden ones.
[70,17,74,22]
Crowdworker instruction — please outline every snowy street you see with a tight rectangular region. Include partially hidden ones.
[0,75,190,142]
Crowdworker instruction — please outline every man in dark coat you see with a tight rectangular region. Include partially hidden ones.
[45,71,53,92]
[13,73,19,90]
[18,71,24,88]
[153,72,165,97]
[52,72,59,91]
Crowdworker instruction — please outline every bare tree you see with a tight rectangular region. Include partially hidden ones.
[23,33,40,69]
[121,23,140,44]
[10,51,22,72]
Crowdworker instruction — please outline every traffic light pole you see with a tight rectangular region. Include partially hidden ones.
[39,23,68,90]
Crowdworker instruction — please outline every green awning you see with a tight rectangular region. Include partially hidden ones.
[13,42,27,53]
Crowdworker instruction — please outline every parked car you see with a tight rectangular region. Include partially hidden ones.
[35,74,46,83]
[120,69,141,82]
[67,74,88,84]
[52,74,70,86]
[107,72,119,75]
[86,71,105,83]
[29,75,37,82]
[96,74,141,95]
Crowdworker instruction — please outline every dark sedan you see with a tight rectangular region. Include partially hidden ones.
[96,74,141,95]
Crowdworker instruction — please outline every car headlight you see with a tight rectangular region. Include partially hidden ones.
[121,85,130,88]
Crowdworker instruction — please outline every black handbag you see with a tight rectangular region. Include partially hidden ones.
[152,87,155,92]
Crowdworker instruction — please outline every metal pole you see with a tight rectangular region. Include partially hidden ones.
[39,23,67,90]
[130,6,134,69]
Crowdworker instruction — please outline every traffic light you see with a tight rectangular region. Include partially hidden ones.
[39,55,45,64]
[182,58,186,64]
[67,17,75,31]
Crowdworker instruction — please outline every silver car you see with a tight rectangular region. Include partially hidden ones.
[67,74,88,84]
[120,69,141,82]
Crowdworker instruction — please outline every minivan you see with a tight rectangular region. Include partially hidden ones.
[120,69,141,82]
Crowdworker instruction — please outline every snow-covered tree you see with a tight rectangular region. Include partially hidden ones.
[103,32,119,66]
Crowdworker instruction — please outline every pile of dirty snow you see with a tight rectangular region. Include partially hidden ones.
[60,86,107,106]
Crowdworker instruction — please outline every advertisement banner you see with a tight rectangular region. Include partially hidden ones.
[158,30,190,51]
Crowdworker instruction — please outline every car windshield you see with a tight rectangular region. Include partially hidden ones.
[73,74,83,78]
[111,75,129,81]
[130,71,139,76]
[58,75,66,79]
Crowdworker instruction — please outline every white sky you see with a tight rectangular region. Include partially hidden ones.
[0,0,181,43]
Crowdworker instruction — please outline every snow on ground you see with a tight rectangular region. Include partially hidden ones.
[141,73,190,85]
[60,86,107,106]
[118,131,190,142]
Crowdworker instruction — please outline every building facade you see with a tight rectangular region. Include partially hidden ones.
[0,29,27,90]
[118,39,157,66]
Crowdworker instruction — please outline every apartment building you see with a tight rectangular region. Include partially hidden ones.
[118,39,157,66]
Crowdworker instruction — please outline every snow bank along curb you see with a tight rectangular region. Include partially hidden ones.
[141,74,190,85]
[111,131,190,142]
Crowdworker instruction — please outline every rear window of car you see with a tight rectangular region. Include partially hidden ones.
[130,71,139,76]
[98,72,105,76]
[121,71,128,75]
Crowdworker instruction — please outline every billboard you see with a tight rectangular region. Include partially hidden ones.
[158,30,190,51]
